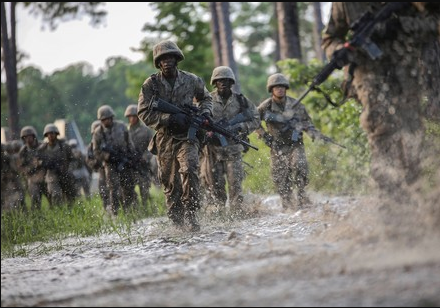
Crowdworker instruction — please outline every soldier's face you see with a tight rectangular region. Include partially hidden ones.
[23,135,35,145]
[215,78,233,97]
[272,86,286,100]
[159,55,177,76]
[128,115,138,125]
[101,117,113,128]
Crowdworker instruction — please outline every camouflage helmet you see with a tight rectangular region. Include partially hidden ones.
[124,104,138,117]
[43,124,59,137]
[91,120,101,134]
[210,66,236,85]
[267,73,290,93]
[20,125,38,139]
[97,105,115,120]
[153,40,184,69]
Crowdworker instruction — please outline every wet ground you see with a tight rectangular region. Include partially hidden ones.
[2,192,440,307]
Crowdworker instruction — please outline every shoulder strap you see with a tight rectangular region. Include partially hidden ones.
[150,73,159,96]
[236,93,248,112]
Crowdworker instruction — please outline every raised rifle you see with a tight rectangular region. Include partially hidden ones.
[151,97,258,151]
[264,111,346,149]
[296,2,410,105]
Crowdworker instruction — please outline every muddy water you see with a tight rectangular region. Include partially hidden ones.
[2,193,440,307]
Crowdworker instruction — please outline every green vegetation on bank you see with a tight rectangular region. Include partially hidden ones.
[1,186,166,258]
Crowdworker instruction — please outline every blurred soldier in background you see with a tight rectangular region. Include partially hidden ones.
[124,104,156,214]
[92,105,138,215]
[257,73,325,210]
[68,139,92,199]
[138,40,213,231]
[18,126,48,210]
[1,140,26,212]
[200,66,260,218]
[86,120,109,209]
[38,123,77,206]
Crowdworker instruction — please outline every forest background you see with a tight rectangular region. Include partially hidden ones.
[1,2,438,197]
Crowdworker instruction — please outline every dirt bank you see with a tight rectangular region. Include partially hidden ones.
[2,192,440,307]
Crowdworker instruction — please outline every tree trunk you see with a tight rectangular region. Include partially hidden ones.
[276,2,302,61]
[1,2,19,140]
[216,2,240,92]
[273,2,281,65]
[312,2,325,62]
[209,2,222,67]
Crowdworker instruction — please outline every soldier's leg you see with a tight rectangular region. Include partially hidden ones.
[226,155,245,217]
[292,146,310,207]
[271,150,294,210]
[177,141,201,231]
[160,146,184,227]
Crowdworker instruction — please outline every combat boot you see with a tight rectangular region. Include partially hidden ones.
[169,208,184,229]
[297,188,311,208]
[185,210,200,232]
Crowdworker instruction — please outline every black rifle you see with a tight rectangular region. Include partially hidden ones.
[151,97,258,151]
[100,143,131,172]
[212,109,253,147]
[264,111,346,149]
[297,2,410,104]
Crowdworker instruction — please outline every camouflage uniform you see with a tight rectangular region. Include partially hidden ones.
[38,124,77,206]
[92,105,138,214]
[200,66,260,217]
[86,120,109,209]
[1,141,26,212]
[257,73,319,210]
[125,104,155,213]
[68,139,91,199]
[138,40,212,230]
[18,126,48,210]
[322,2,440,200]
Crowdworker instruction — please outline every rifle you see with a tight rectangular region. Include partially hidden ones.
[297,2,410,104]
[151,97,258,151]
[100,143,131,172]
[264,111,346,149]
[212,109,253,147]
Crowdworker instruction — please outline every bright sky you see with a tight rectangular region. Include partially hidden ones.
[16,2,155,75]
[15,2,331,76]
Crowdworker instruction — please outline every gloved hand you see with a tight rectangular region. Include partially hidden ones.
[228,123,246,135]
[200,111,213,126]
[169,113,191,134]
[331,46,354,69]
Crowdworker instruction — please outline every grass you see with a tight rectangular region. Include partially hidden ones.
[1,185,166,258]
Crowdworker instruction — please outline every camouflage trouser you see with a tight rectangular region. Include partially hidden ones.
[98,167,110,210]
[200,145,244,213]
[104,164,138,214]
[270,143,308,209]
[27,176,48,210]
[353,42,425,198]
[133,160,153,212]
[158,139,201,224]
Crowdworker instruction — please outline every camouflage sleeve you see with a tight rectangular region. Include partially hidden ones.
[242,96,261,134]
[137,77,171,130]
[321,2,350,60]
[194,76,213,115]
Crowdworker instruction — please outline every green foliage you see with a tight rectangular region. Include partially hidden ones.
[21,2,107,30]
[242,132,275,194]
[139,2,213,83]
[1,187,166,258]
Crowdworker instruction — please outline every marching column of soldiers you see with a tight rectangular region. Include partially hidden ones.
[1,68,316,227]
